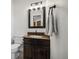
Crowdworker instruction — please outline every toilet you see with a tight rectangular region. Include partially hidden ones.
[11,36,23,59]
[11,44,20,59]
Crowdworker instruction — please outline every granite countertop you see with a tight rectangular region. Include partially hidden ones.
[23,34,50,40]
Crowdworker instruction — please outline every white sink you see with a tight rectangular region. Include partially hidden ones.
[28,35,43,38]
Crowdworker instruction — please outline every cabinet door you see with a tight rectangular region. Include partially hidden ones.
[24,46,32,59]
[32,47,50,59]
[39,47,50,59]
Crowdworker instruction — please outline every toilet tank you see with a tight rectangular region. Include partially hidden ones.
[12,35,23,44]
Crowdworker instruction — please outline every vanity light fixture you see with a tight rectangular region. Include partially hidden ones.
[31,1,42,6]
[30,1,43,11]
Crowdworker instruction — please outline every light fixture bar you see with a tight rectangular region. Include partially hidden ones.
[31,1,42,6]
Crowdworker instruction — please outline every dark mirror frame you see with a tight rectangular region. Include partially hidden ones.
[28,7,46,28]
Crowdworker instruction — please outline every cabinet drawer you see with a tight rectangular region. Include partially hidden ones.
[24,39,32,44]
[24,39,50,46]
[32,39,50,47]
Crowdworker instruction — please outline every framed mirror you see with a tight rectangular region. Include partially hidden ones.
[28,7,46,28]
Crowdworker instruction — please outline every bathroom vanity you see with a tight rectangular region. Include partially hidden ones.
[23,32,50,59]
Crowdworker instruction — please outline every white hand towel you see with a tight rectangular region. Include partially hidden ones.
[46,8,58,36]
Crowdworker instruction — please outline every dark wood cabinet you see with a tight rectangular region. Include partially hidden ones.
[23,36,50,59]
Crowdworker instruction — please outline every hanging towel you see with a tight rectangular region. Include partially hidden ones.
[46,7,58,36]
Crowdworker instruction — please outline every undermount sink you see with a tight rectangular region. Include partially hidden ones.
[28,35,43,38]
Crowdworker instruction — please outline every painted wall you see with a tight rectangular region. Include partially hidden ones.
[48,0,68,59]
[11,0,27,37]
[11,0,68,59]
